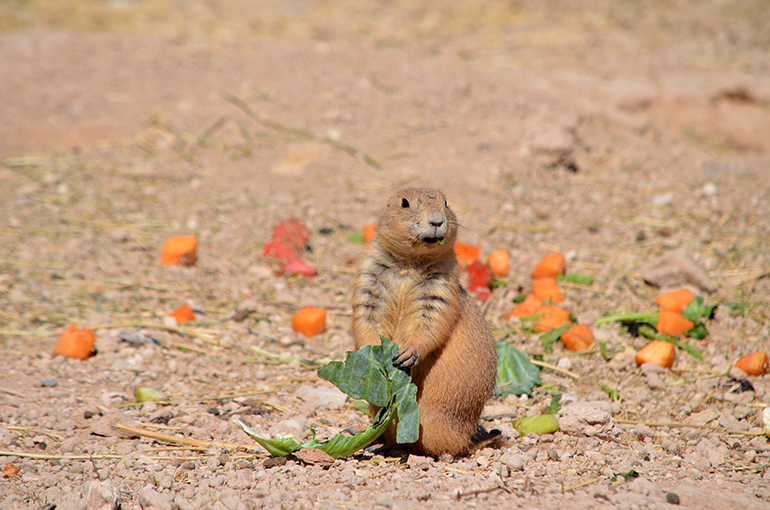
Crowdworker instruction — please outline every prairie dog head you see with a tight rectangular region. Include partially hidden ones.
[378,187,458,261]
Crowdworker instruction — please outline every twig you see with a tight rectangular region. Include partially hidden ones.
[5,426,63,442]
[0,451,122,461]
[530,360,579,379]
[562,477,601,492]
[455,479,511,499]
[222,93,381,170]
[615,419,763,436]
[113,423,263,452]
[89,322,218,345]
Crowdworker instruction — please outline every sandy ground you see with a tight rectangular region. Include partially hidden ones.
[1,1,770,509]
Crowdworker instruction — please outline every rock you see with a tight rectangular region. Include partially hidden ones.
[632,423,654,439]
[640,362,666,376]
[652,191,676,207]
[556,402,620,438]
[645,372,666,389]
[138,486,172,510]
[294,447,335,468]
[686,408,719,426]
[233,300,258,321]
[82,480,120,510]
[556,357,573,370]
[639,248,716,293]
[666,492,681,505]
[110,229,130,243]
[295,384,347,410]
[41,378,58,387]
[500,453,525,471]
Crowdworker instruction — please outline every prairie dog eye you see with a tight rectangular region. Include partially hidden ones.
[401,198,410,208]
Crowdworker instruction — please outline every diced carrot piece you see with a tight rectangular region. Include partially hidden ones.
[531,277,564,303]
[656,309,694,336]
[161,235,198,266]
[454,243,480,267]
[169,305,195,324]
[655,289,696,314]
[561,324,595,352]
[487,249,510,277]
[505,294,543,320]
[635,340,676,368]
[3,464,20,477]
[537,305,571,320]
[278,259,318,277]
[735,352,769,376]
[272,219,310,253]
[263,240,299,262]
[53,325,96,360]
[533,315,572,333]
[477,290,492,302]
[363,224,377,243]
[531,252,566,279]
[293,307,327,337]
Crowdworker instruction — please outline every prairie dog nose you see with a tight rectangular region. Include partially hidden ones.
[428,212,445,228]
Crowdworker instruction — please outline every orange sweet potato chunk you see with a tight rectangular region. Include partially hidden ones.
[454,243,480,266]
[487,249,510,277]
[656,310,694,336]
[161,236,198,266]
[534,315,572,333]
[505,294,543,320]
[735,352,769,376]
[531,277,564,303]
[169,305,195,324]
[53,325,96,360]
[561,324,595,352]
[635,340,676,368]
[531,252,566,279]
[655,289,696,314]
[363,224,377,243]
[293,307,327,337]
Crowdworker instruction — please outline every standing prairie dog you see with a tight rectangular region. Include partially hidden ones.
[352,187,497,457]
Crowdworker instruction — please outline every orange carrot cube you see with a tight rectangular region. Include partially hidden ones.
[655,289,696,314]
[561,324,595,352]
[293,307,327,337]
[487,249,510,277]
[531,252,566,279]
[161,236,198,266]
[531,277,564,303]
[53,325,96,360]
[656,310,694,336]
[635,340,676,368]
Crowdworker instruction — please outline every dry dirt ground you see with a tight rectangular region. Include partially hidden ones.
[2,1,770,509]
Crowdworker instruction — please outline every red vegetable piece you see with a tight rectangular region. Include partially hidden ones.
[263,240,299,262]
[278,259,318,277]
[467,260,494,292]
[272,219,310,253]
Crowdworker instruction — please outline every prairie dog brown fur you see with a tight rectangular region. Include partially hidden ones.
[352,187,497,457]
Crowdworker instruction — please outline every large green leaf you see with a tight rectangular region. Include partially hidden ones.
[237,337,420,458]
[495,341,541,397]
[319,336,420,444]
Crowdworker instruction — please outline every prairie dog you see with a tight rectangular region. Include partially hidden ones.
[352,187,497,457]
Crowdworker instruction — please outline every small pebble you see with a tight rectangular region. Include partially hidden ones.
[666,492,680,505]
[41,378,58,387]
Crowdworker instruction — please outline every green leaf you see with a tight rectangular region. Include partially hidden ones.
[234,420,303,456]
[556,273,595,285]
[548,394,562,414]
[682,296,717,323]
[595,311,659,325]
[495,341,541,397]
[540,324,569,354]
[600,385,620,401]
[134,387,163,403]
[318,336,420,444]
[513,414,560,436]
[348,232,365,244]
[238,337,421,458]
[511,294,528,304]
